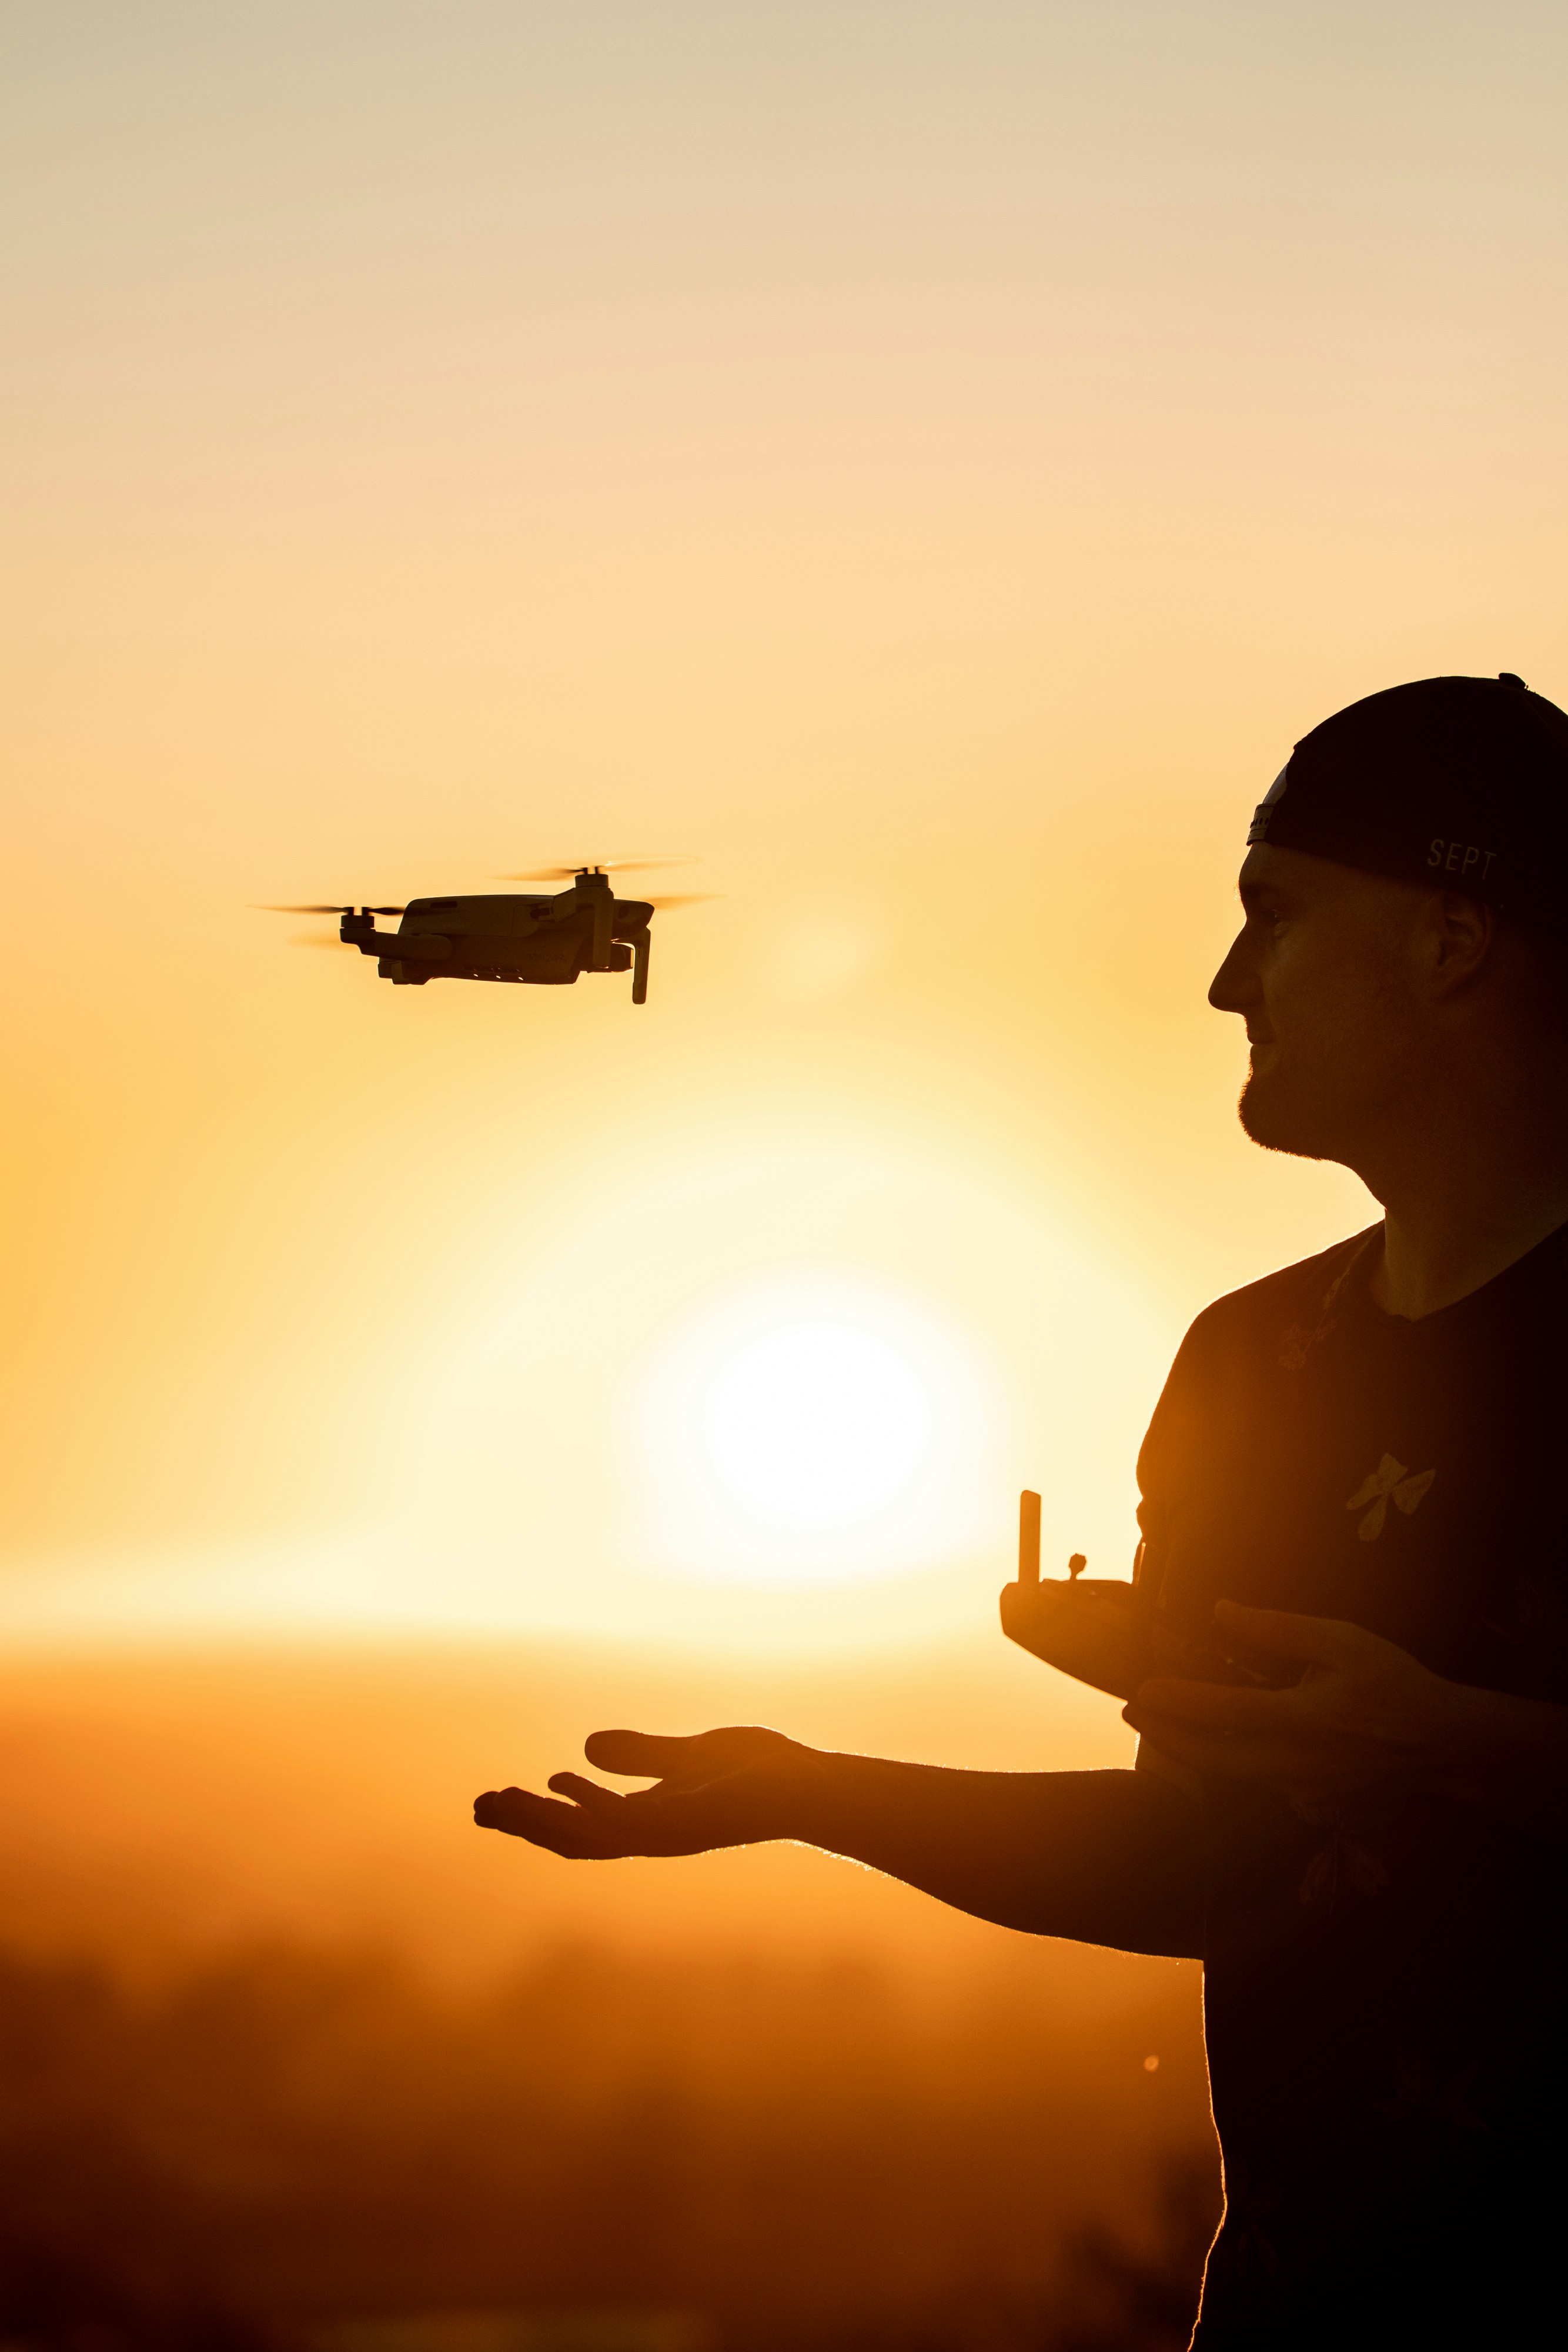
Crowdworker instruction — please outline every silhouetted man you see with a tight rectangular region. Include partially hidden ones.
[476,673,1568,2348]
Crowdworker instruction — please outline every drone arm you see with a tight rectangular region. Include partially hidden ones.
[631,928,650,1004]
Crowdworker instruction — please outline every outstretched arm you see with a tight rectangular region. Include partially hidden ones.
[475,1728,1206,1960]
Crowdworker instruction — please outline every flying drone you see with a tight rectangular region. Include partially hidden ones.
[266,861,709,1005]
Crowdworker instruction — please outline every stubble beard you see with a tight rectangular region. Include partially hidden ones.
[1236,1058,1332,1161]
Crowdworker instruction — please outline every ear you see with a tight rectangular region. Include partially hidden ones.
[1426,890,1497,995]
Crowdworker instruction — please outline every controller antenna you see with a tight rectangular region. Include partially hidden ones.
[1018,1491,1042,1586]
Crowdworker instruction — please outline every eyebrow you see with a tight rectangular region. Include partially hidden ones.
[1238,876,1300,914]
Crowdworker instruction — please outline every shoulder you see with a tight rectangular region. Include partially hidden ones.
[1136,1228,1379,1512]
[1178,1224,1382,1377]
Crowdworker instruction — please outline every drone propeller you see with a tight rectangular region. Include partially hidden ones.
[499,858,696,881]
[258,903,406,916]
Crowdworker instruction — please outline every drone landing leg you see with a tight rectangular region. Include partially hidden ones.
[632,931,650,1004]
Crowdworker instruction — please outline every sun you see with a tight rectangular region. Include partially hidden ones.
[700,1319,932,1525]
[634,1275,995,1588]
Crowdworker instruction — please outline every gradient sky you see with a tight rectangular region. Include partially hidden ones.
[3,1,1565,1658]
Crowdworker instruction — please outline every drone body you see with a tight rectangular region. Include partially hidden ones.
[347,871,658,1001]
[275,866,704,1004]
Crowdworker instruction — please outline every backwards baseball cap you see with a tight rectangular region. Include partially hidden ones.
[1248,673,1568,932]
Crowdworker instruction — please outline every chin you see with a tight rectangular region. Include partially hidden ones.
[1237,1068,1334,1161]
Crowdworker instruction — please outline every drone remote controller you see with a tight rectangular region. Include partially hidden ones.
[999,1490,1293,1702]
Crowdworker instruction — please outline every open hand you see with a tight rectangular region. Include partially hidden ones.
[473,1725,824,1859]
[1124,1601,1462,1810]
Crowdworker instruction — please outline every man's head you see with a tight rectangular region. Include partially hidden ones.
[1211,674,1568,1172]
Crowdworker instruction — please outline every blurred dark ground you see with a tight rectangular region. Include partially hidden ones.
[0,1937,1218,2352]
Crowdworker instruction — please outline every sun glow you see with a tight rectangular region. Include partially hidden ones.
[20,1136,1171,1648]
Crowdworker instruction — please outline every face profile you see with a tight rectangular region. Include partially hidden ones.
[1209,830,1538,1194]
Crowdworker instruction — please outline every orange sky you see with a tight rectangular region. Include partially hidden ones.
[2,2,1564,1698]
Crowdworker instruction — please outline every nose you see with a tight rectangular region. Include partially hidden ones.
[1208,925,1259,1014]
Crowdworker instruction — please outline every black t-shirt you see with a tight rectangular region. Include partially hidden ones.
[1137,1222,1568,2347]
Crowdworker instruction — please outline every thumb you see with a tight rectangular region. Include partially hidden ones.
[1215,1600,1359,1668]
[583,1729,694,1777]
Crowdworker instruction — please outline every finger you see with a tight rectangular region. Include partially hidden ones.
[584,1725,784,1783]
[547,1771,630,1813]
[474,1785,531,1828]
[1213,1602,1362,1668]
[583,1729,700,1777]
[1134,1678,1310,1733]
[1124,1715,1326,1785]
[548,1783,741,1860]
[473,1786,624,1858]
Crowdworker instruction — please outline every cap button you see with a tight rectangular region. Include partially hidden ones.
[1498,671,1529,691]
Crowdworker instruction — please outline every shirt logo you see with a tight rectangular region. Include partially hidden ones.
[1346,1454,1435,1542]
